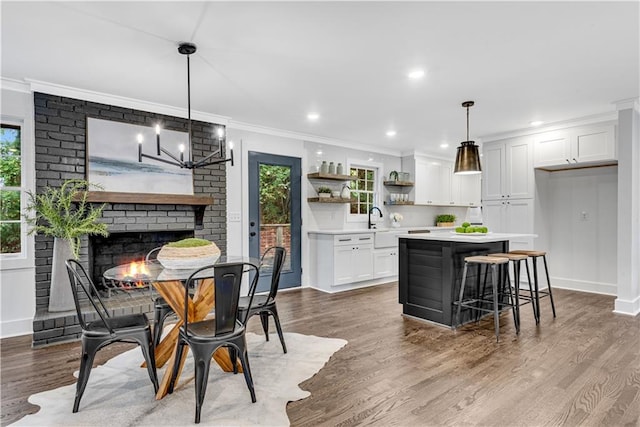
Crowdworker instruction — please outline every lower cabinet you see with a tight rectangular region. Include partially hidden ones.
[374,248,398,278]
[334,240,374,285]
[310,233,375,291]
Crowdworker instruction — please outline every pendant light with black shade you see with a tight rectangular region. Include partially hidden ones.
[454,101,482,175]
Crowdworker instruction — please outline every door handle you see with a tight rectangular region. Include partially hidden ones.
[250,231,256,237]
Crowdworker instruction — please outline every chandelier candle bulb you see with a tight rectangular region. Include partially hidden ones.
[179,144,185,162]
[155,124,161,155]
[137,134,143,162]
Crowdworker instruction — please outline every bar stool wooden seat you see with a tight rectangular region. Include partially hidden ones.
[509,249,557,324]
[487,252,532,331]
[455,255,516,342]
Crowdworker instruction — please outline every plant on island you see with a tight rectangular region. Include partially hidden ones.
[25,179,109,259]
[435,214,456,225]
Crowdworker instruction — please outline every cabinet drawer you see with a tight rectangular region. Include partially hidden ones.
[334,233,374,246]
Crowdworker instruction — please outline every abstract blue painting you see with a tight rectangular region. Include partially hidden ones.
[87,118,194,195]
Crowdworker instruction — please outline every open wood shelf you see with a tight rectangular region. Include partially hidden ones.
[307,172,352,181]
[308,197,352,203]
[384,201,415,205]
[383,181,414,187]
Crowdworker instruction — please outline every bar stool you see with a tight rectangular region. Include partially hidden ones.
[509,250,557,324]
[487,252,532,331]
[455,255,516,342]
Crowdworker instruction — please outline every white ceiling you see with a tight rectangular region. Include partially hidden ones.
[1,1,638,156]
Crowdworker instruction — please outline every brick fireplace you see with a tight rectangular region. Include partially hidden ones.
[32,92,228,347]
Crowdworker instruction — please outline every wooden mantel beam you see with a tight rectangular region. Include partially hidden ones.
[73,191,215,229]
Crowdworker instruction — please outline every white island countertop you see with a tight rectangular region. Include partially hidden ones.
[397,232,536,243]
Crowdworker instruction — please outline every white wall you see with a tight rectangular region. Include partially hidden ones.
[226,127,470,288]
[0,83,36,338]
[541,166,618,295]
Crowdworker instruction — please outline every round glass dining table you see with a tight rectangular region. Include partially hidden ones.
[103,256,261,400]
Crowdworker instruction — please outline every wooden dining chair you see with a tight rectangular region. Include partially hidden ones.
[65,259,159,412]
[168,261,260,423]
[237,246,288,353]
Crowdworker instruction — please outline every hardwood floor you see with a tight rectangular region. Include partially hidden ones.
[2,283,639,426]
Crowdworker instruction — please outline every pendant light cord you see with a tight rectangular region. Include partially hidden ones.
[466,103,470,142]
[186,52,192,163]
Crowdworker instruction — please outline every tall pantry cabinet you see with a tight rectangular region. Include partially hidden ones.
[481,136,535,250]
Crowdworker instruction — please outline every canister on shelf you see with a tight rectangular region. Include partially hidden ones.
[320,161,328,174]
[328,162,336,174]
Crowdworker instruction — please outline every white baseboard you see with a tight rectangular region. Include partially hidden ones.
[0,317,33,339]
[541,276,617,296]
[308,278,397,294]
[613,295,640,316]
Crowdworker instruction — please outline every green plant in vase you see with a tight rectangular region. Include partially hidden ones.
[435,214,456,227]
[25,179,109,311]
[317,186,332,198]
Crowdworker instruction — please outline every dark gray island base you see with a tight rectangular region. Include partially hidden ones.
[398,236,509,327]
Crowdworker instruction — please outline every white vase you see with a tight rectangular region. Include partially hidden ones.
[48,237,75,312]
[391,221,401,228]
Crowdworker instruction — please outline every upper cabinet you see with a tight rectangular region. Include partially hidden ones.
[404,156,481,206]
[482,137,534,200]
[533,123,616,169]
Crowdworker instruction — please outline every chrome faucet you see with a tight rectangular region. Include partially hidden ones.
[368,206,383,229]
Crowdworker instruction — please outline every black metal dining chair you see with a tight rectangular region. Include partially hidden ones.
[168,261,260,423]
[64,259,159,413]
[238,246,288,353]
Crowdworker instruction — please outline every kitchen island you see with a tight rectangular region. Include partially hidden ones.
[398,232,535,327]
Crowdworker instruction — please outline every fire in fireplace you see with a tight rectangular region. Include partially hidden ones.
[89,230,193,295]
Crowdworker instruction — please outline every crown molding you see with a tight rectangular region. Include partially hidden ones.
[23,78,231,125]
[614,97,640,112]
[479,110,618,142]
[1,77,31,93]
[227,119,402,157]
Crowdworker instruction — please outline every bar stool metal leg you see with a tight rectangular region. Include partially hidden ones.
[522,258,538,323]
[532,257,541,323]
[491,264,500,342]
[542,255,557,318]
[455,263,469,330]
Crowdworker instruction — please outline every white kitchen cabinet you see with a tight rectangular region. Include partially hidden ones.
[452,173,482,206]
[482,199,533,250]
[533,123,616,169]
[331,234,374,286]
[409,156,480,206]
[414,157,450,205]
[374,248,398,278]
[482,137,534,200]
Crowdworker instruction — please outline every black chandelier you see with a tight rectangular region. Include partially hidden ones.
[453,100,482,175]
[137,42,234,169]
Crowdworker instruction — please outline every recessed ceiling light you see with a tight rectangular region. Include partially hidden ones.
[386,130,397,137]
[530,120,544,127]
[408,69,425,80]
[440,143,449,148]
[307,113,320,121]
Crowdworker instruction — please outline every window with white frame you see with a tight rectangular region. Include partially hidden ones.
[349,164,378,216]
[1,123,24,256]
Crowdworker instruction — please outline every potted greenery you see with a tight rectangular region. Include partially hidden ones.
[25,179,109,312]
[435,214,456,227]
[317,186,332,198]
